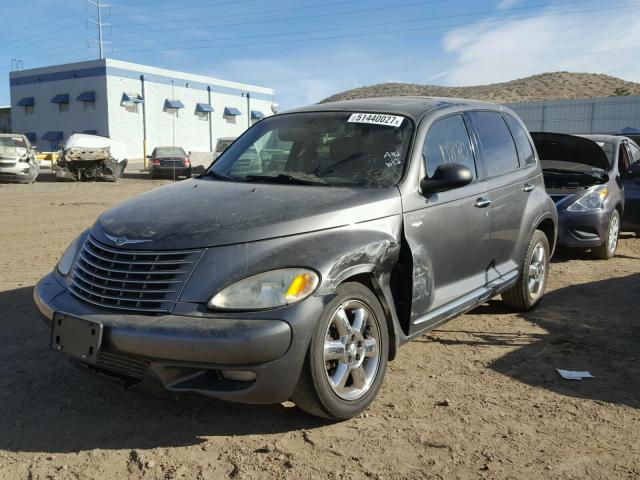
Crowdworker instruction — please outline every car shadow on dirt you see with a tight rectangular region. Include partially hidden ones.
[0,286,328,454]
[442,272,640,410]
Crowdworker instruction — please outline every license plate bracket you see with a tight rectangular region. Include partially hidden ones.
[51,313,103,365]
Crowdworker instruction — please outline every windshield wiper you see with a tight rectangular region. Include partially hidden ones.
[544,168,605,178]
[202,170,236,181]
[245,174,328,186]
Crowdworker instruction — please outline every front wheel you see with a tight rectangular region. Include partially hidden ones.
[502,230,550,311]
[591,210,620,260]
[292,282,389,420]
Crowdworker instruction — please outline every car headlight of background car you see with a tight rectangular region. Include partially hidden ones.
[567,185,609,212]
[56,233,85,276]
[208,268,319,310]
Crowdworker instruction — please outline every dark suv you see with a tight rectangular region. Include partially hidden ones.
[34,97,557,420]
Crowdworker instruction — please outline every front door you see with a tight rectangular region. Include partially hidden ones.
[403,113,490,334]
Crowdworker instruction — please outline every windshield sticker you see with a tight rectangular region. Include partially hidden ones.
[348,113,404,127]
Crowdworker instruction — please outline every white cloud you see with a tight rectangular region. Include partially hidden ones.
[442,7,640,86]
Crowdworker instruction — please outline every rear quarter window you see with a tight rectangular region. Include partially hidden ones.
[469,111,519,177]
[504,113,535,166]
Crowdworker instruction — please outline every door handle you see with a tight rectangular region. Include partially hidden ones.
[474,198,492,208]
[523,183,536,192]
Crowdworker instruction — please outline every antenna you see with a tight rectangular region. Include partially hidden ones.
[10,58,23,71]
[87,0,112,59]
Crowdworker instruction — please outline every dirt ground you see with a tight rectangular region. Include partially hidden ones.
[1,172,639,480]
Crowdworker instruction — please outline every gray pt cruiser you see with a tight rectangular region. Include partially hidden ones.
[34,97,557,420]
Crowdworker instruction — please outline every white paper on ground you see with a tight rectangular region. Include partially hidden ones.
[556,369,594,380]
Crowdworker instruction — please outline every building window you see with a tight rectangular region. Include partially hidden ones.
[25,105,34,116]
[196,111,208,121]
[59,102,69,114]
[84,101,95,112]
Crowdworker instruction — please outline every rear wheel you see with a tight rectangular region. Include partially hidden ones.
[591,210,620,260]
[292,282,388,420]
[502,230,550,311]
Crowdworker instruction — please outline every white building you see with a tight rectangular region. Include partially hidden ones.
[9,58,276,159]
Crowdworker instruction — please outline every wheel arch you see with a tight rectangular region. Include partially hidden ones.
[536,216,557,257]
[336,271,401,361]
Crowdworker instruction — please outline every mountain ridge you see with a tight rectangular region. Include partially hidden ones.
[320,72,640,105]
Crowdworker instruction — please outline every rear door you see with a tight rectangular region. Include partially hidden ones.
[623,141,640,232]
[403,113,490,333]
[467,111,536,282]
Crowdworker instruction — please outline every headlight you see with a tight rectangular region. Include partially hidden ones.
[56,234,84,276]
[567,185,608,212]
[208,268,319,310]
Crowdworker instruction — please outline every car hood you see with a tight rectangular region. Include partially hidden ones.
[94,178,402,249]
[531,132,610,171]
[0,146,27,158]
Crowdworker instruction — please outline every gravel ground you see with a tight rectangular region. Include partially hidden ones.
[0,173,639,480]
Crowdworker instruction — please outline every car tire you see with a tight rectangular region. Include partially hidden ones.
[591,210,620,260]
[292,282,389,420]
[502,229,550,311]
[150,171,157,180]
[185,169,192,179]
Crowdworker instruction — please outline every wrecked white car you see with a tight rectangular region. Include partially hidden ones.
[0,133,39,184]
[56,134,128,182]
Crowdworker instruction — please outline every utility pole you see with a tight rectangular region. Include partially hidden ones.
[87,0,111,59]
[242,91,251,129]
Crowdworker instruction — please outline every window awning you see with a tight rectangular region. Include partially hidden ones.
[50,94,69,104]
[121,92,143,104]
[196,103,214,113]
[251,110,265,120]
[83,129,98,135]
[224,107,242,116]
[42,131,63,141]
[165,99,185,109]
[17,97,34,107]
[76,91,95,102]
[25,132,36,143]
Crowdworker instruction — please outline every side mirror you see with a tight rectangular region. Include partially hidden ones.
[420,163,473,194]
[188,151,192,156]
[145,154,151,158]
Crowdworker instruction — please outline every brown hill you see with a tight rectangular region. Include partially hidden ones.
[320,72,640,104]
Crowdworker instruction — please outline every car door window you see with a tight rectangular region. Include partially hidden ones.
[627,142,640,166]
[469,111,519,177]
[423,114,477,178]
[503,113,535,166]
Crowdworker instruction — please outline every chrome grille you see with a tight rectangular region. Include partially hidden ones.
[69,235,203,313]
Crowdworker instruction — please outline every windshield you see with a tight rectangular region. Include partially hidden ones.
[0,136,27,148]
[216,140,234,152]
[155,147,186,158]
[207,112,413,188]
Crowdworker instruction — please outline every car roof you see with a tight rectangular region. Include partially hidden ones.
[284,96,505,122]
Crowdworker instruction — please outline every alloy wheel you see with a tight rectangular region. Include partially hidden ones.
[607,213,620,256]
[323,300,381,401]
[527,242,547,300]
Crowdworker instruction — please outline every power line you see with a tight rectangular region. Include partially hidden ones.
[111,0,259,16]
[111,0,605,48]
[114,2,636,54]
[113,0,375,29]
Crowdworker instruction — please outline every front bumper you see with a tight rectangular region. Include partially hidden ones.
[556,207,612,248]
[0,164,35,182]
[34,272,322,404]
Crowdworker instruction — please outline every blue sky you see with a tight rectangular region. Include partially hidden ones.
[1,0,639,109]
